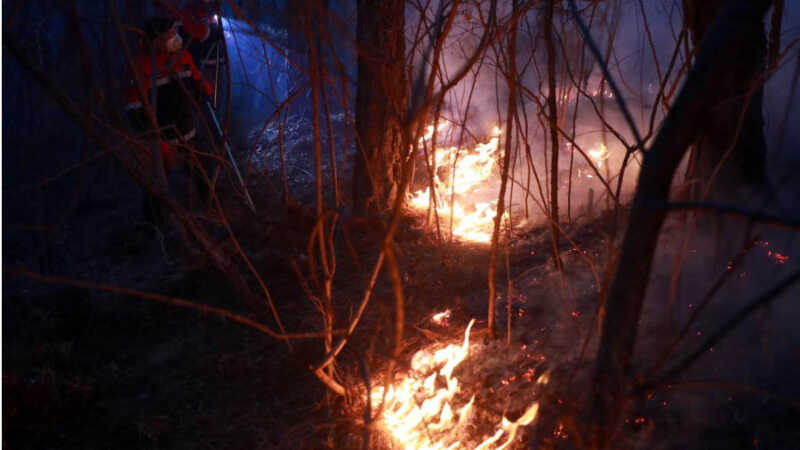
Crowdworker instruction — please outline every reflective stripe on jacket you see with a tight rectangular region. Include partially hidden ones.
[124,49,204,110]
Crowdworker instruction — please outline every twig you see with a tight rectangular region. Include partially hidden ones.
[662,201,800,231]
[646,237,759,379]
[313,250,386,372]
[488,0,519,340]
[359,357,372,450]
[566,0,645,153]
[640,269,800,392]
[5,268,346,340]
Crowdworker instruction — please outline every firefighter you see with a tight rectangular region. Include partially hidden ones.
[177,0,225,98]
[124,17,215,227]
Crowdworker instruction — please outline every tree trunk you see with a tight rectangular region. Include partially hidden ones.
[683,0,768,200]
[352,0,406,214]
[544,0,563,269]
[589,1,772,447]
[488,0,520,340]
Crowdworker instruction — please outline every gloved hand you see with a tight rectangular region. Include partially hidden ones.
[197,79,214,98]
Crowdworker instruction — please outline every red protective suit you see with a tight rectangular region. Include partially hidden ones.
[125,45,213,169]
[124,47,212,108]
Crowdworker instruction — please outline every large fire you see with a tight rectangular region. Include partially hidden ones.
[408,124,505,243]
[368,319,547,449]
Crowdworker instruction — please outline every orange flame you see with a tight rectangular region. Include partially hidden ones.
[587,144,609,168]
[408,125,504,243]
[432,309,452,326]
[369,319,546,449]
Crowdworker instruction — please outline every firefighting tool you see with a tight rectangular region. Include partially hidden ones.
[204,100,256,213]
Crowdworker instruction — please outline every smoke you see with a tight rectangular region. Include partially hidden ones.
[408,1,668,227]
[233,1,800,229]
[222,17,293,129]
[410,0,800,231]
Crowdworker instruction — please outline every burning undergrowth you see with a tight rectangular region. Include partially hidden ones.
[406,120,632,245]
[408,124,506,243]
[355,318,551,450]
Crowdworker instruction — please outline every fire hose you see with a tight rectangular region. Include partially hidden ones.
[201,6,256,213]
[205,99,257,213]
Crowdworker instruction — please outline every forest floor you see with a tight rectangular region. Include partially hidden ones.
[5,115,800,449]
[7,192,800,449]
[2,161,611,449]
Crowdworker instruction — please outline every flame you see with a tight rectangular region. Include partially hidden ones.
[408,125,504,243]
[369,319,545,449]
[587,144,609,168]
[422,122,450,141]
[432,309,452,326]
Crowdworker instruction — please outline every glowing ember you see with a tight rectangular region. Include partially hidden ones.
[369,320,546,449]
[767,250,789,264]
[408,125,504,243]
[587,144,609,167]
[431,309,452,326]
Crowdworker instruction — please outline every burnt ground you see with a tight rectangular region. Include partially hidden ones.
[1,181,599,449]
[1,115,601,450]
[4,113,800,449]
